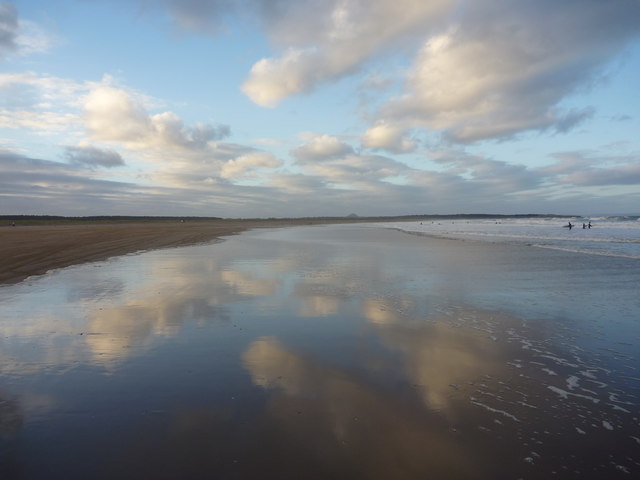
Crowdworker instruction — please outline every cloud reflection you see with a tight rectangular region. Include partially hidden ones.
[242,336,489,478]
[371,317,506,412]
[0,248,285,371]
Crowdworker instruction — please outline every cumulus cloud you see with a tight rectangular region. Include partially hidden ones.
[241,0,454,106]
[241,48,323,108]
[64,145,125,168]
[84,85,230,150]
[291,134,354,163]
[0,72,266,188]
[84,86,151,142]
[362,122,416,153]
[129,0,640,142]
[379,0,640,142]
[220,152,281,180]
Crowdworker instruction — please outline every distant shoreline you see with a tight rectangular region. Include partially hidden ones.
[0,213,572,226]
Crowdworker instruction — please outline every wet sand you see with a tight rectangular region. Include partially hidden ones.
[0,219,340,285]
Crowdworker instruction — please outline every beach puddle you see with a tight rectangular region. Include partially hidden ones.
[1,225,638,479]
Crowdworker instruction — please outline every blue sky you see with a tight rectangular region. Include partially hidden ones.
[1,0,639,217]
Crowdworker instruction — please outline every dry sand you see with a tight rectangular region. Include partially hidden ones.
[0,219,327,286]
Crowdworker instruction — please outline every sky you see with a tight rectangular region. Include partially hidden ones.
[1,0,639,218]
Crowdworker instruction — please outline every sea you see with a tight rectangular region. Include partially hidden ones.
[375,215,640,259]
[0,221,638,479]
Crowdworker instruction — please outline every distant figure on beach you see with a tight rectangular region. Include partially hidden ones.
[588,222,592,228]
[583,223,586,229]
[567,222,573,229]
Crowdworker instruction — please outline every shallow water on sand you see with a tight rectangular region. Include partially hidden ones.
[1,225,639,479]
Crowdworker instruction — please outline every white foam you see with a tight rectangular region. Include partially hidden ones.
[567,376,580,390]
[602,420,614,430]
[615,465,630,474]
[586,380,608,388]
[548,385,569,399]
[609,393,634,405]
[539,354,579,368]
[609,404,630,413]
[547,386,600,404]
[380,217,640,259]
[580,388,598,396]
[470,397,521,422]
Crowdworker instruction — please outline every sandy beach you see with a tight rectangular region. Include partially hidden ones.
[1,223,638,479]
[0,219,332,285]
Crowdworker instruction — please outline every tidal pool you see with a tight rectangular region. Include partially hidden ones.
[1,225,638,479]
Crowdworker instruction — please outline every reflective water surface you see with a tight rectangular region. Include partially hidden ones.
[1,225,639,479]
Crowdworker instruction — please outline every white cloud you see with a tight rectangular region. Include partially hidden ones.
[0,109,79,131]
[84,85,230,150]
[84,86,151,143]
[130,0,640,143]
[0,72,95,134]
[220,152,281,180]
[379,0,640,142]
[4,1,640,216]
[241,48,323,108]
[241,0,454,106]
[361,122,415,153]
[0,72,87,107]
[79,84,302,190]
[292,134,354,163]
